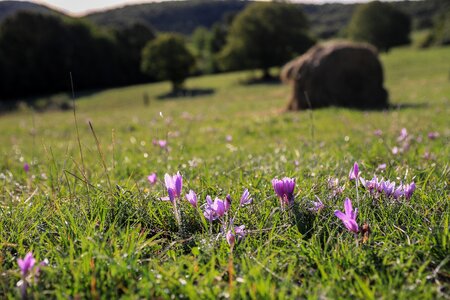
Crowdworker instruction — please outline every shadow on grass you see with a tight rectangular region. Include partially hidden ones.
[388,102,429,110]
[292,203,316,239]
[157,88,215,100]
[238,76,281,86]
[0,88,107,114]
[285,101,429,112]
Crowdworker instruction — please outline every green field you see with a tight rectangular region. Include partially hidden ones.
[0,46,449,299]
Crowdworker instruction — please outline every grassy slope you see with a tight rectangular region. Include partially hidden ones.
[0,46,449,298]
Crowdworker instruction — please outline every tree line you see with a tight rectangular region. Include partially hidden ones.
[2,0,445,104]
[0,12,155,103]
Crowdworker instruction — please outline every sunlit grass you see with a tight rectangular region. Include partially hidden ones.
[0,46,449,298]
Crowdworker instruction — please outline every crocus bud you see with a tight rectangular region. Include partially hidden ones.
[226,230,235,249]
[186,190,198,207]
[349,162,359,180]
[147,173,157,185]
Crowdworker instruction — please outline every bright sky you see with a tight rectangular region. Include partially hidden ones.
[15,0,382,16]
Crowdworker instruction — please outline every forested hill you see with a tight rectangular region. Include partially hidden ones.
[86,0,248,34]
[0,0,444,38]
[85,0,445,38]
[0,1,59,22]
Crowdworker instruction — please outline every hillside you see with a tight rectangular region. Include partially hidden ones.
[0,0,445,39]
[0,1,60,22]
[86,0,248,34]
[85,0,446,38]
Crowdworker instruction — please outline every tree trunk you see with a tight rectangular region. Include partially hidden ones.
[171,81,183,94]
[262,68,272,80]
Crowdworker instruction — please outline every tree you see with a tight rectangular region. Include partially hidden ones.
[113,23,156,84]
[219,2,314,79]
[420,5,450,47]
[347,1,411,52]
[0,12,122,101]
[141,34,195,92]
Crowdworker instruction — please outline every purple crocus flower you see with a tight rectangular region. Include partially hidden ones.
[360,176,380,194]
[164,172,182,203]
[272,177,296,207]
[186,190,198,207]
[334,198,359,233]
[309,196,324,212]
[377,163,387,171]
[403,182,416,200]
[34,259,48,278]
[203,196,215,221]
[147,173,157,185]
[153,139,167,149]
[203,196,230,221]
[234,225,246,239]
[398,128,408,142]
[240,189,252,206]
[393,185,404,200]
[23,163,30,173]
[328,178,339,189]
[348,162,359,181]
[225,194,231,211]
[211,198,226,216]
[226,230,235,248]
[428,132,439,140]
[381,180,396,198]
[18,252,36,276]
[327,177,344,197]
[158,140,167,148]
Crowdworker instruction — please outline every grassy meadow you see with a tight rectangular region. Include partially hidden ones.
[0,46,449,299]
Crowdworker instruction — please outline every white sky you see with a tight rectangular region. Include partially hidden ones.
[10,0,387,16]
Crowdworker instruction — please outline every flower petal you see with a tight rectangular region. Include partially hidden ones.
[344,198,353,216]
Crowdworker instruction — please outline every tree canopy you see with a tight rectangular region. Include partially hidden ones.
[219,2,314,78]
[141,34,196,92]
[0,12,156,102]
[347,1,411,52]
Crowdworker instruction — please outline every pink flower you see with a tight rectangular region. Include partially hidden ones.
[226,230,235,248]
[403,182,416,200]
[147,173,157,185]
[309,196,324,212]
[377,163,387,171]
[428,132,439,140]
[225,194,232,211]
[240,189,252,206]
[272,177,296,207]
[186,190,198,207]
[392,146,399,155]
[158,140,167,148]
[234,225,246,239]
[226,135,233,142]
[398,128,408,142]
[164,172,182,203]
[153,139,167,149]
[334,198,359,233]
[18,252,36,276]
[348,162,359,181]
[203,196,230,221]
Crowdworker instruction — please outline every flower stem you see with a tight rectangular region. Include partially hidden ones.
[173,199,181,230]
[20,280,28,300]
[356,178,360,206]
[228,253,234,294]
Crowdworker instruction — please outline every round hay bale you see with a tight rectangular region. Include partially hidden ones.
[281,41,389,110]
